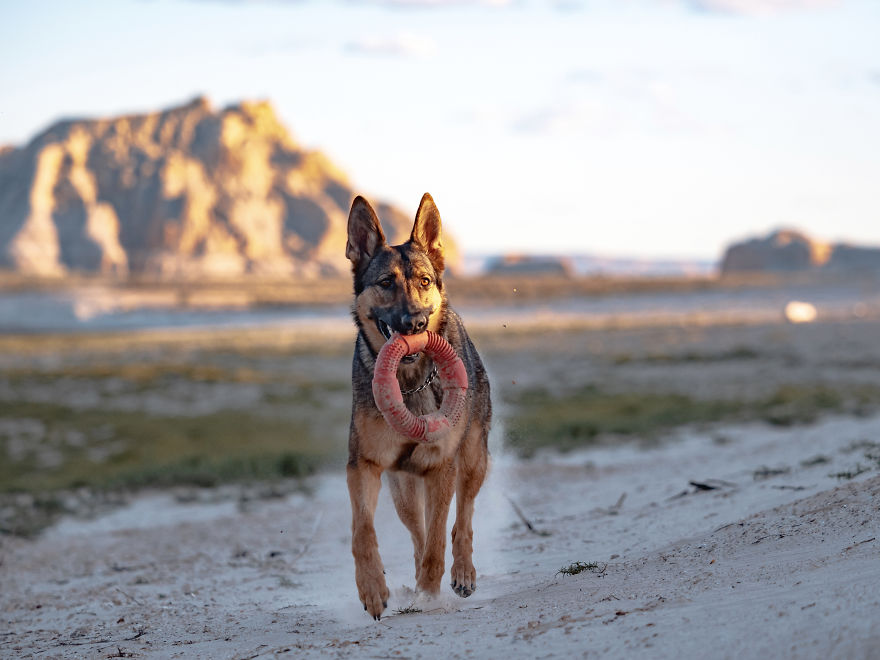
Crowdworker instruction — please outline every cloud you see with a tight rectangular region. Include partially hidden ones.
[246,35,325,56]
[686,0,840,15]
[566,68,604,86]
[183,0,515,7]
[511,96,704,137]
[344,32,436,57]
[512,100,603,135]
[509,66,717,137]
[345,0,514,7]
[186,0,837,13]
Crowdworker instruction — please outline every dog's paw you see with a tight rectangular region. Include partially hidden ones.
[450,578,476,598]
[450,561,476,598]
[357,571,390,620]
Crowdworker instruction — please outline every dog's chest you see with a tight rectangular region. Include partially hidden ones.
[402,383,442,417]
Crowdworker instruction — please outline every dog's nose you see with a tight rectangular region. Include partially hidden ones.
[400,313,428,334]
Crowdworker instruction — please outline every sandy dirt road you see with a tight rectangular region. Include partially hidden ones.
[3,411,880,659]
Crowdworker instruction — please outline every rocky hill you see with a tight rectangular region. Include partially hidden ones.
[0,97,454,279]
[720,229,880,275]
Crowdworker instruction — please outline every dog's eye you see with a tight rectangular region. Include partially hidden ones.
[420,276,431,288]
[377,278,393,289]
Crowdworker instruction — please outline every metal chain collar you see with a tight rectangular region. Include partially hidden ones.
[400,365,438,396]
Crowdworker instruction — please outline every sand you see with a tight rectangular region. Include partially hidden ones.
[3,411,879,659]
[3,281,880,658]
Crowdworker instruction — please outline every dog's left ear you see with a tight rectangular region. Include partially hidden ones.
[411,193,445,274]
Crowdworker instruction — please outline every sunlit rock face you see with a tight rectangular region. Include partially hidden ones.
[0,97,456,278]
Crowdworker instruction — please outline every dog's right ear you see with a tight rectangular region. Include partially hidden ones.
[346,196,386,270]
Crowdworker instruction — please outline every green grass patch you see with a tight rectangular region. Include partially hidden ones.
[556,561,606,577]
[613,346,761,365]
[800,455,831,467]
[2,361,340,387]
[0,400,342,494]
[829,464,871,481]
[505,386,737,456]
[504,384,880,457]
[755,385,843,426]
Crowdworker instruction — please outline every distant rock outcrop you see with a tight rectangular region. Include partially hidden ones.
[825,244,880,272]
[485,255,574,277]
[721,229,880,276]
[0,97,457,278]
[720,229,830,274]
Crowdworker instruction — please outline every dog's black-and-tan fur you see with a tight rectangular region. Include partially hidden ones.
[346,193,491,620]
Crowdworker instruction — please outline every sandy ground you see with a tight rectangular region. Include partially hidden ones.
[3,282,880,659]
[3,410,880,659]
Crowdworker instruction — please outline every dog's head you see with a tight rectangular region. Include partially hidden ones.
[346,193,447,361]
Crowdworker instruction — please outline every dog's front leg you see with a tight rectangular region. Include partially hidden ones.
[347,460,389,619]
[416,460,456,594]
[451,422,489,597]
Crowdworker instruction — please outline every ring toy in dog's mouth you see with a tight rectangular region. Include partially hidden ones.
[371,331,469,442]
[376,319,420,363]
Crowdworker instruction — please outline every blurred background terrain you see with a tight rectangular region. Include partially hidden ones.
[2,2,880,655]
[1,18,879,528]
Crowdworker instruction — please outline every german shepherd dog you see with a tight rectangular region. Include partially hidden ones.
[346,193,491,620]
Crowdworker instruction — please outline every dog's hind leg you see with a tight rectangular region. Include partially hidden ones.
[450,423,489,597]
[386,471,427,583]
[347,460,390,620]
[416,460,456,594]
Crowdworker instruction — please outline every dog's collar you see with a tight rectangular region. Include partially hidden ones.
[401,364,438,396]
[357,331,438,397]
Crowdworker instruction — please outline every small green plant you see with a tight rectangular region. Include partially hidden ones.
[394,603,422,615]
[556,561,605,577]
[753,466,790,480]
[829,464,870,480]
[842,439,880,454]
[277,575,297,588]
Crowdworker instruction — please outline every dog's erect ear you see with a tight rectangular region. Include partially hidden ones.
[410,192,444,273]
[346,196,386,269]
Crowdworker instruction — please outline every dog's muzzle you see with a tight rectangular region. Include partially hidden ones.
[377,319,420,363]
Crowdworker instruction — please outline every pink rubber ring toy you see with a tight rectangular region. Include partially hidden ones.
[372,331,469,442]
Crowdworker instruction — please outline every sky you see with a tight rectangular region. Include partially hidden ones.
[1,0,878,261]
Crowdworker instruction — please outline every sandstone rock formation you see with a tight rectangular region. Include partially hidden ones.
[0,97,456,279]
[721,229,880,276]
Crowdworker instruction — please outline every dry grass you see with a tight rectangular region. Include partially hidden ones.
[393,604,423,615]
